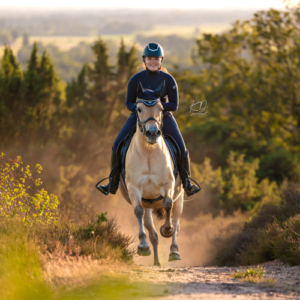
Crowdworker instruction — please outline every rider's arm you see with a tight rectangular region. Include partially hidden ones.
[161,75,179,112]
[126,75,137,112]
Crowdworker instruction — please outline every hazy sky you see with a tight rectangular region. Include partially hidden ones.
[0,0,287,9]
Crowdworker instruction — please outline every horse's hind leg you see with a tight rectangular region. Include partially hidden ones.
[144,208,160,266]
[169,193,183,261]
[128,184,151,256]
[160,196,175,238]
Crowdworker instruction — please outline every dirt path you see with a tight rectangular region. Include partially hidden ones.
[122,260,300,299]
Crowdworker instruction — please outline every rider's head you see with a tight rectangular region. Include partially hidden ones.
[142,43,164,72]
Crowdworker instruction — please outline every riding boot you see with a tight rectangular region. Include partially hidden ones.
[179,152,201,196]
[96,150,121,195]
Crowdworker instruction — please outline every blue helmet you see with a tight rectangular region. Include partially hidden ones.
[142,43,164,60]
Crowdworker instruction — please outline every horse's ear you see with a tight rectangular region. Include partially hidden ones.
[154,81,165,97]
[137,82,144,97]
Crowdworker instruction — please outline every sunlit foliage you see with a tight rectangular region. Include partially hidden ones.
[0,153,59,224]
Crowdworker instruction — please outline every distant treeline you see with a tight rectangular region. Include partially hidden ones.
[13,34,195,81]
[1,7,300,216]
[0,9,256,40]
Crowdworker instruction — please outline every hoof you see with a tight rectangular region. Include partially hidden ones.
[160,225,175,238]
[154,261,161,266]
[169,252,181,261]
[137,246,151,256]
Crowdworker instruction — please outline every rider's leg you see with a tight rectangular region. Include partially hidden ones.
[112,113,137,154]
[96,113,137,195]
[162,113,201,196]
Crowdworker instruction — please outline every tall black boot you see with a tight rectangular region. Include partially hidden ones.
[179,152,201,196]
[95,150,121,195]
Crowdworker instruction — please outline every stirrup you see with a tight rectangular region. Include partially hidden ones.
[184,178,201,197]
[95,177,110,195]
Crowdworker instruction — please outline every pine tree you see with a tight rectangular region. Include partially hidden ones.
[89,38,111,104]
[105,39,138,128]
[66,63,89,128]
[21,41,41,108]
[0,46,23,147]
[19,43,61,145]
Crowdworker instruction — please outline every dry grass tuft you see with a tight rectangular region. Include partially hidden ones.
[232,266,276,284]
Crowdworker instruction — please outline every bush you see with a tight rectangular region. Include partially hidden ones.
[0,153,59,225]
[189,151,280,215]
[37,209,135,262]
[213,183,300,266]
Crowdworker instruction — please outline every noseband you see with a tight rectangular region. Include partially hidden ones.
[136,99,163,135]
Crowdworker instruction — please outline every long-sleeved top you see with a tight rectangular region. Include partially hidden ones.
[126,68,179,116]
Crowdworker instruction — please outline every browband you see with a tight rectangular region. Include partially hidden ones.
[136,98,160,106]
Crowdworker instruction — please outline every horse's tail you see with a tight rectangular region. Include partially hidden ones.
[153,208,165,220]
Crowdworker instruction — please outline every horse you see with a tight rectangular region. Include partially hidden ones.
[119,81,184,266]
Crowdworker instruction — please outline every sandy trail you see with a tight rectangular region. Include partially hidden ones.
[122,260,300,300]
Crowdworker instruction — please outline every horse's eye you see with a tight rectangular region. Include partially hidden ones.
[138,108,142,113]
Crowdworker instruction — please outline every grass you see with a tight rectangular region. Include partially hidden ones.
[0,230,165,300]
[0,209,163,300]
[0,207,135,264]
[233,266,265,280]
[232,266,276,284]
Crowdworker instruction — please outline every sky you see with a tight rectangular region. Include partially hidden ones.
[0,0,288,10]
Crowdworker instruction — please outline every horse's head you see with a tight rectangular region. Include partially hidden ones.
[136,81,164,144]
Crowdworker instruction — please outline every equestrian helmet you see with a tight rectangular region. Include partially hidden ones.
[142,43,164,59]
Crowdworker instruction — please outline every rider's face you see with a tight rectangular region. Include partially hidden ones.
[144,57,162,72]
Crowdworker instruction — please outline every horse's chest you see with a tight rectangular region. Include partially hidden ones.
[126,157,171,186]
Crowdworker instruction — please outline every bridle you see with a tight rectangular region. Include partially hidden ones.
[136,99,163,135]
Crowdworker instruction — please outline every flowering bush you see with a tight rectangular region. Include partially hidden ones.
[0,153,59,225]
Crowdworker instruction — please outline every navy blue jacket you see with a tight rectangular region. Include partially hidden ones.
[126,69,179,115]
[112,68,187,158]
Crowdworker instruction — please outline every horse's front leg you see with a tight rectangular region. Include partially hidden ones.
[127,183,151,256]
[160,192,175,238]
[144,208,160,266]
[169,193,183,261]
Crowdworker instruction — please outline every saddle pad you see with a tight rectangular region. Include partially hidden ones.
[117,126,180,191]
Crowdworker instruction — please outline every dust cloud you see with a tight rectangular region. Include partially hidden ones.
[5,145,246,267]
[94,191,246,267]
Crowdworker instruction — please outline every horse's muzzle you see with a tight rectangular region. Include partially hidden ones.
[145,128,161,144]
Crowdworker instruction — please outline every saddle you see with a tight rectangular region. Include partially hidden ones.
[116,125,181,204]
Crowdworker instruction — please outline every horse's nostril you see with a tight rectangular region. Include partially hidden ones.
[145,130,151,137]
[156,130,161,137]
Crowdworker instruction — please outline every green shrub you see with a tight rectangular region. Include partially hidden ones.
[190,151,280,214]
[0,153,59,225]
[213,183,300,266]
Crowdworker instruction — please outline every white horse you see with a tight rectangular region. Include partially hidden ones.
[119,82,184,266]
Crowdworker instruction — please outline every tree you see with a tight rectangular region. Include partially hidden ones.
[175,7,300,182]
[0,46,23,146]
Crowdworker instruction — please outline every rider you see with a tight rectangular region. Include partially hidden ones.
[97,42,201,197]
